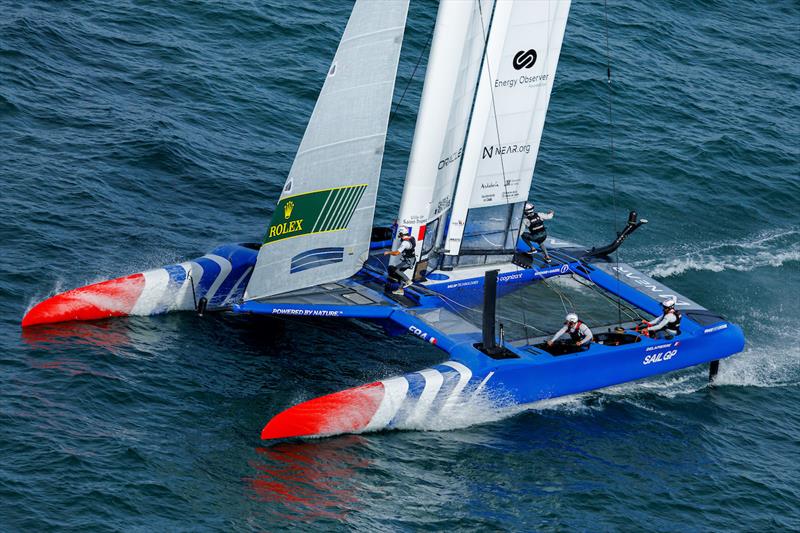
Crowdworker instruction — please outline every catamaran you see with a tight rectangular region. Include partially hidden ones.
[22,0,745,440]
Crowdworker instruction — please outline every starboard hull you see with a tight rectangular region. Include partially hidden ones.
[260,317,745,440]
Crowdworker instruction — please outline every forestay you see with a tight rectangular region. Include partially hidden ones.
[444,0,571,257]
[245,0,409,300]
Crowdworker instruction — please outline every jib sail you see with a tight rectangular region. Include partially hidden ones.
[245,0,409,300]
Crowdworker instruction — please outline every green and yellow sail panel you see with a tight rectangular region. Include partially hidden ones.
[263,184,368,244]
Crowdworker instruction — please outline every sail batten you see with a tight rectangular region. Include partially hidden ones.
[245,0,409,301]
[294,132,387,157]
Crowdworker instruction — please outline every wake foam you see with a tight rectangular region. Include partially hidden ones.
[634,229,800,278]
[713,344,800,388]
[392,388,524,433]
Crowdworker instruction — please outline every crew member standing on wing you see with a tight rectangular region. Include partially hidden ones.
[548,313,593,349]
[520,202,554,263]
[384,227,416,295]
[642,298,682,339]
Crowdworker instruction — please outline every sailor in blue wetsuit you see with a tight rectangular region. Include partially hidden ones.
[643,298,682,339]
[384,227,416,295]
[548,313,593,349]
[521,202,554,263]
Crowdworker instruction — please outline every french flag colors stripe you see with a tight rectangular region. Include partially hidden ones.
[261,362,488,439]
[22,254,241,327]
[22,273,146,327]
[261,382,385,440]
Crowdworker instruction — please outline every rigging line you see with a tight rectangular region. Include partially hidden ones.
[434,291,549,335]
[538,274,604,331]
[569,274,643,321]
[521,305,530,344]
[495,314,549,335]
[603,0,623,326]
[545,276,599,324]
[569,277,640,326]
[388,26,434,127]
[538,275,571,313]
[435,294,487,332]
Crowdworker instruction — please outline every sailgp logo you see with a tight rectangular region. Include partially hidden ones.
[283,201,294,219]
[513,49,537,70]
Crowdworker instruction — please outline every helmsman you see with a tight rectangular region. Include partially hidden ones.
[643,298,682,339]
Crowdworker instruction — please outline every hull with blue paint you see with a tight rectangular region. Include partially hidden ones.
[22,243,259,326]
[21,230,746,443]
[236,236,747,440]
[257,297,745,440]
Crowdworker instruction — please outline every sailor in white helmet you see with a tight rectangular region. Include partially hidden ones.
[520,202,555,263]
[384,227,417,295]
[642,297,683,339]
[548,312,593,349]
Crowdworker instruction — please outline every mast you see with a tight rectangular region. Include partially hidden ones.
[394,0,494,262]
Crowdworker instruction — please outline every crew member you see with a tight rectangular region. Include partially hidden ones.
[520,202,554,263]
[548,313,593,349]
[642,298,682,339]
[384,227,416,294]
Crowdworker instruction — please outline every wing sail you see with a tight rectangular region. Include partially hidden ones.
[395,0,494,260]
[444,0,571,259]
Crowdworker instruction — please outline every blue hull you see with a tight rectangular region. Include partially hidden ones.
[232,237,746,439]
[22,233,746,439]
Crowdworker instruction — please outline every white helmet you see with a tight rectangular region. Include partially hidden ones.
[662,297,676,308]
[397,227,410,238]
[524,202,535,213]
[565,312,578,323]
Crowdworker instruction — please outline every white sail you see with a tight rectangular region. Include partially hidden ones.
[395,0,494,260]
[245,0,409,300]
[444,0,571,256]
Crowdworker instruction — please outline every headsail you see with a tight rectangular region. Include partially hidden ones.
[245,0,409,300]
[395,0,494,262]
[444,0,571,259]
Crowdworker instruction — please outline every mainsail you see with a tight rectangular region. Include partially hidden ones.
[245,0,409,300]
[444,0,571,258]
[395,0,494,261]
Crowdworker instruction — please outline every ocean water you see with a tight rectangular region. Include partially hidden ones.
[1,0,799,530]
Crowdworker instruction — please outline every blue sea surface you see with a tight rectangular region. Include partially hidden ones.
[1,0,799,531]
